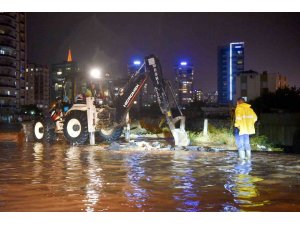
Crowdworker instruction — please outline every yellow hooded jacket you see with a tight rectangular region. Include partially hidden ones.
[234,103,257,135]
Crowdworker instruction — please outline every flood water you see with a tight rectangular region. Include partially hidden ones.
[0,141,300,212]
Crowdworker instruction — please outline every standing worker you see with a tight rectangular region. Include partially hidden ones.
[234,97,257,161]
[85,81,98,97]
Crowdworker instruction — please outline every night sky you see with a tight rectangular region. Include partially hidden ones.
[27,13,300,92]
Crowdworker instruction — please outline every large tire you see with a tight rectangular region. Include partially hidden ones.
[63,111,89,145]
[97,127,123,142]
[33,118,56,143]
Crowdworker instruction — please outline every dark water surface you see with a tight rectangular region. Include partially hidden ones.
[0,141,300,212]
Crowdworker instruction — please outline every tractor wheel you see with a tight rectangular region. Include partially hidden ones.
[63,111,89,145]
[33,118,56,143]
[97,127,123,142]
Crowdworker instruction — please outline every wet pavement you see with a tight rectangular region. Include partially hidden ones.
[0,140,300,212]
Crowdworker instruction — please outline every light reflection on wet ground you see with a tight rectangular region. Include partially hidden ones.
[0,141,300,212]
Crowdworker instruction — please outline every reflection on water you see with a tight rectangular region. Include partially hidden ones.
[224,161,267,211]
[65,146,82,192]
[172,152,200,212]
[32,143,44,184]
[124,153,149,210]
[0,141,300,212]
[83,150,103,212]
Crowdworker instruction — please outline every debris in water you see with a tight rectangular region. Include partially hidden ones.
[257,144,267,151]
[185,146,200,151]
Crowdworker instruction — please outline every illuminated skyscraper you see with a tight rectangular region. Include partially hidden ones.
[0,13,26,122]
[217,42,244,104]
[175,61,194,106]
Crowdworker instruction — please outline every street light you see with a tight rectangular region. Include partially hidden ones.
[133,60,141,65]
[180,61,187,66]
[90,68,101,79]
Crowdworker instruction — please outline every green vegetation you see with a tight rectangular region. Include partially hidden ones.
[188,125,282,151]
[250,87,300,114]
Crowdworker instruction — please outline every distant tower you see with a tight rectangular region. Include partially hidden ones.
[175,61,194,106]
[67,48,72,62]
[50,49,79,103]
[217,42,244,104]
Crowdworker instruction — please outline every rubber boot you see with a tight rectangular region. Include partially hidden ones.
[238,150,245,160]
[246,150,251,160]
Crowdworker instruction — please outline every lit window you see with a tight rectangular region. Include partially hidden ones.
[26,68,28,72]
[31,68,33,71]
[57,71,62,75]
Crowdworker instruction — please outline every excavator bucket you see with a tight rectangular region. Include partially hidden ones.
[170,116,190,147]
[171,128,190,147]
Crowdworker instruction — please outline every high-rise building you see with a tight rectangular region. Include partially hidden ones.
[236,70,288,101]
[25,64,50,109]
[218,42,244,105]
[175,61,194,106]
[50,49,80,103]
[0,12,26,122]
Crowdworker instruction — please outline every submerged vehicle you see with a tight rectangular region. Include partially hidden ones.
[33,55,190,146]
[33,96,71,142]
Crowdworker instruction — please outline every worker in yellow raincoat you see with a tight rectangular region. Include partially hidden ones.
[234,97,257,161]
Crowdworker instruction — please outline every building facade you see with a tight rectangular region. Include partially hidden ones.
[203,90,218,104]
[50,49,80,103]
[25,64,50,109]
[193,89,203,102]
[175,61,194,106]
[0,12,26,121]
[218,42,244,105]
[236,70,288,101]
[260,71,288,94]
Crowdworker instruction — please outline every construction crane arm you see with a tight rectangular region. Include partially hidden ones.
[115,55,190,146]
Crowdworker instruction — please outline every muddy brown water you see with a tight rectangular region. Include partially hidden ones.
[0,141,300,212]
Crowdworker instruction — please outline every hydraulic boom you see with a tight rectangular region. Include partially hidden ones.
[115,55,190,146]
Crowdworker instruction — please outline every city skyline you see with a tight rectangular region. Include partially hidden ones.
[27,13,300,92]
